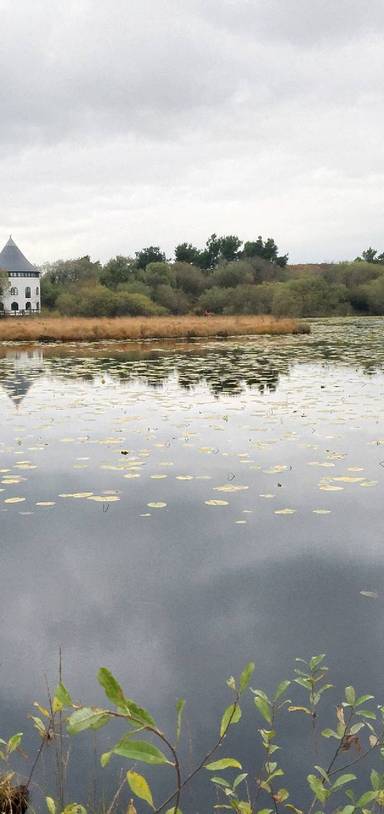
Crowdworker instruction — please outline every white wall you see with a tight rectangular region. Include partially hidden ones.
[1,275,41,313]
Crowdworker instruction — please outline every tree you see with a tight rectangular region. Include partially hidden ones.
[359,247,384,264]
[142,262,175,289]
[100,256,136,289]
[41,256,101,286]
[135,246,166,269]
[243,236,288,267]
[218,235,242,262]
[174,243,201,265]
[174,263,206,297]
[195,234,222,270]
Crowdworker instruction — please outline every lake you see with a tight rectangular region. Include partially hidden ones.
[1,316,383,810]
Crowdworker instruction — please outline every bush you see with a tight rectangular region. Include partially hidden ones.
[113,291,165,316]
[196,286,234,313]
[152,284,190,314]
[225,283,275,314]
[174,262,207,297]
[212,261,253,289]
[142,262,175,289]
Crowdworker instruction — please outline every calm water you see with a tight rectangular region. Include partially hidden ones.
[1,316,384,808]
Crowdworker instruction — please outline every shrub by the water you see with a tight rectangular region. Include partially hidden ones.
[3,654,384,814]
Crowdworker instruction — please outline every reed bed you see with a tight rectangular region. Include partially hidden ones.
[0,315,309,343]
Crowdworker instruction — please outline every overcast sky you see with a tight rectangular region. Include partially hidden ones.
[1,0,383,264]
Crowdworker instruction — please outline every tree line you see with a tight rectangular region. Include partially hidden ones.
[36,234,384,318]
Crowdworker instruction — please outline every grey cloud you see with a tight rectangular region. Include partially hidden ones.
[1,0,384,261]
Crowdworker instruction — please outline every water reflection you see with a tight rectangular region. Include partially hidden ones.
[0,318,383,809]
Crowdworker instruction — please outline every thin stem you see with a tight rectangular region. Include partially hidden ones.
[105,774,127,814]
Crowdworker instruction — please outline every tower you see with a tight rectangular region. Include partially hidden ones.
[0,236,41,315]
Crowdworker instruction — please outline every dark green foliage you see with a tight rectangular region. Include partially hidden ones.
[135,246,166,269]
[100,256,135,289]
[359,247,384,264]
[174,243,201,265]
[173,263,206,297]
[39,236,384,318]
[142,262,175,289]
[212,260,253,289]
[196,286,235,313]
[41,256,101,286]
[243,235,288,266]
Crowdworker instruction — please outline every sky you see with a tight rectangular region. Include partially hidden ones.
[1,0,383,265]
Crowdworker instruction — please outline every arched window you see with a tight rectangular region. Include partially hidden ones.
[11,302,19,312]
[36,287,39,296]
[36,302,40,311]
[25,286,31,298]
[25,301,31,310]
[0,303,4,311]
[10,287,18,296]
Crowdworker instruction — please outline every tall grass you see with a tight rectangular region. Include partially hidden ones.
[0,315,308,343]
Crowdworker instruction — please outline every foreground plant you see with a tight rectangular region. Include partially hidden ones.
[2,655,384,814]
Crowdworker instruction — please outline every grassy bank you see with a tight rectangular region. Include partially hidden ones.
[0,315,309,342]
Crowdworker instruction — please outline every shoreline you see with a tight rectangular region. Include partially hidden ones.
[0,315,309,343]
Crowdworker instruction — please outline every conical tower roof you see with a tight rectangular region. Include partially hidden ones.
[0,236,36,273]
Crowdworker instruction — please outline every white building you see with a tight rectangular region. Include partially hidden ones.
[0,236,41,315]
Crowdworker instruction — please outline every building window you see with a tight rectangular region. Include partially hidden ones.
[10,287,18,296]
[36,302,40,310]
[25,286,31,298]
[36,287,39,296]
[0,303,4,311]
[11,302,19,312]
[25,301,31,310]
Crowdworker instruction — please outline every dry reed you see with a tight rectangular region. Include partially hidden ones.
[0,315,309,343]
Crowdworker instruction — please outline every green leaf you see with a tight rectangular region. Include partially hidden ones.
[46,798,56,814]
[97,668,155,726]
[307,775,328,803]
[205,759,242,771]
[357,791,378,806]
[127,770,155,808]
[321,728,340,739]
[254,697,272,724]
[62,806,87,814]
[355,694,375,706]
[54,682,73,708]
[309,655,326,671]
[176,698,185,742]
[273,681,291,701]
[370,769,380,790]
[356,709,376,719]
[67,708,109,734]
[331,773,356,791]
[220,704,242,737]
[112,737,171,765]
[314,766,329,784]
[294,677,312,690]
[165,808,182,814]
[124,700,156,728]
[98,668,126,707]
[239,662,255,693]
[339,806,355,814]
[349,723,365,735]
[100,751,112,767]
[233,773,248,790]
[210,777,231,788]
[7,733,23,754]
[345,686,356,705]
[30,716,46,737]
